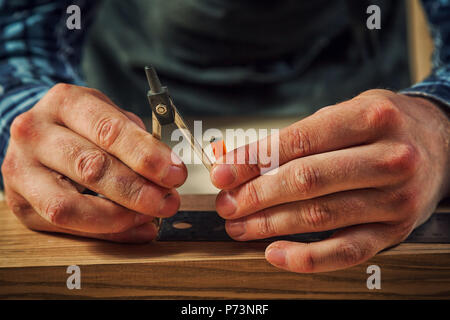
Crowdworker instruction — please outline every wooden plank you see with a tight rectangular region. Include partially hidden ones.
[1,248,449,299]
[0,197,449,299]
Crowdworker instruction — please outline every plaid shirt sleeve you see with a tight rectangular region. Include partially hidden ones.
[0,0,96,187]
[401,0,450,115]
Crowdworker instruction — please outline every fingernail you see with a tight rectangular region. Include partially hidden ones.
[226,220,246,239]
[158,192,179,217]
[266,247,286,267]
[216,191,237,217]
[162,165,186,187]
[212,164,236,187]
[131,223,158,242]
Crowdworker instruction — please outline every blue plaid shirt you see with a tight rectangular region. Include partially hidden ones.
[0,0,449,187]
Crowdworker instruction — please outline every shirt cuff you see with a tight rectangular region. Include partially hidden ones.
[400,74,450,118]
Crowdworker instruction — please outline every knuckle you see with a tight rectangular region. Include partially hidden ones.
[50,83,74,96]
[86,87,103,96]
[340,196,365,214]
[58,136,80,156]
[390,188,420,216]
[292,248,316,273]
[75,149,109,184]
[86,87,114,104]
[379,143,420,177]
[95,117,123,149]
[243,182,263,209]
[314,104,334,115]
[291,163,319,196]
[1,153,17,177]
[125,111,146,128]
[5,192,37,229]
[359,89,393,98]
[365,96,401,130]
[127,183,146,208]
[114,175,147,208]
[44,83,75,107]
[10,112,37,140]
[44,196,70,226]
[338,240,368,266]
[299,202,332,230]
[285,126,314,158]
[5,195,28,217]
[392,143,420,176]
[37,83,76,114]
[256,210,277,237]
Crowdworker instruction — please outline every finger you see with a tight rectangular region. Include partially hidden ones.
[33,124,180,217]
[9,164,159,234]
[73,222,158,243]
[211,92,401,189]
[5,187,157,243]
[44,84,186,188]
[86,88,146,130]
[27,209,157,243]
[6,195,157,243]
[4,186,37,227]
[216,142,417,219]
[123,111,147,130]
[265,222,409,273]
[225,189,401,240]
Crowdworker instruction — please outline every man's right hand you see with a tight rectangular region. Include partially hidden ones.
[1,83,187,243]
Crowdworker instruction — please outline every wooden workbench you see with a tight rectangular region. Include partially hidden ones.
[0,194,449,299]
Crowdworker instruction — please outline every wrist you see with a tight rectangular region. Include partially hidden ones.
[407,96,450,199]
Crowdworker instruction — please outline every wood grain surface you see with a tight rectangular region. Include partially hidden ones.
[1,196,449,299]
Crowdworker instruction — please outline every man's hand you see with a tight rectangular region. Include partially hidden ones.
[2,84,187,243]
[211,89,450,273]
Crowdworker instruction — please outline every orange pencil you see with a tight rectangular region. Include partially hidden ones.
[210,137,227,160]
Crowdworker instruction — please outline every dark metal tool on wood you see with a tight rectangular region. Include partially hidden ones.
[145,66,214,229]
[145,66,213,170]
[158,210,450,243]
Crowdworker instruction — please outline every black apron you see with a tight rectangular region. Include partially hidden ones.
[82,0,410,117]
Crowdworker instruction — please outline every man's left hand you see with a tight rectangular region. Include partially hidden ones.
[211,89,450,273]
